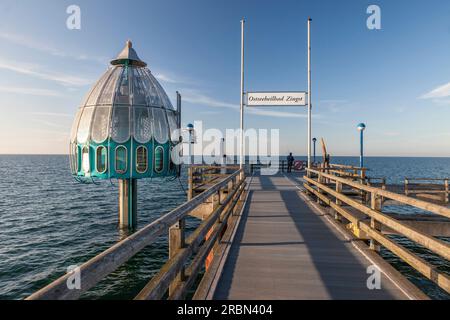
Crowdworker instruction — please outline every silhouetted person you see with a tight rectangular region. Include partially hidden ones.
[287,153,294,173]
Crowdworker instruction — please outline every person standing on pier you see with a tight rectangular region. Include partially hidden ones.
[287,153,295,173]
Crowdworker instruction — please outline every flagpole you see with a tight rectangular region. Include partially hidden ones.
[240,18,245,177]
[307,17,312,169]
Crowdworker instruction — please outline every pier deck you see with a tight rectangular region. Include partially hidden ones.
[211,173,414,300]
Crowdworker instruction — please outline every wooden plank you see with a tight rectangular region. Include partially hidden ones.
[308,168,450,219]
[305,183,449,293]
[170,184,245,300]
[305,176,450,261]
[211,175,413,300]
[304,172,450,294]
[135,179,246,300]
[360,223,450,293]
[169,219,185,295]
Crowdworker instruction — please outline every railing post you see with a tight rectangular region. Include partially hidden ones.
[370,192,382,252]
[220,178,232,207]
[210,191,220,213]
[334,181,342,221]
[304,169,311,196]
[445,179,449,204]
[360,168,366,182]
[169,218,185,295]
[228,177,235,196]
[188,166,193,200]
[381,178,386,204]
[204,188,221,271]
[238,170,245,202]
[317,172,323,205]
[233,182,242,216]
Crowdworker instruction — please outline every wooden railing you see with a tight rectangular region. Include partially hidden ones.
[304,168,450,294]
[328,164,368,181]
[367,176,386,187]
[28,168,246,300]
[405,178,449,204]
[188,165,240,200]
[250,161,306,174]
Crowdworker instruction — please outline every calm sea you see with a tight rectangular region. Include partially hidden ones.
[0,155,449,300]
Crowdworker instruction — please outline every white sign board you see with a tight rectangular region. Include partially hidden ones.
[246,92,307,106]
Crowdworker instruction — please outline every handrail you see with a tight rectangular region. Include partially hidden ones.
[329,164,367,170]
[135,178,246,300]
[406,177,449,181]
[314,167,369,172]
[27,169,243,300]
[367,177,386,185]
[307,168,450,219]
[304,168,450,294]
[305,174,450,260]
[404,177,449,203]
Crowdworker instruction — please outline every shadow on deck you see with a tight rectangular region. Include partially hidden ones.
[212,173,409,300]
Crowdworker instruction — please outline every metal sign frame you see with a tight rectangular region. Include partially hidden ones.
[245,91,308,107]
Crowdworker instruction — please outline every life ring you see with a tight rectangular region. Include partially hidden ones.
[293,160,305,171]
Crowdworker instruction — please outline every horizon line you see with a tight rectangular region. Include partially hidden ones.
[1,154,450,159]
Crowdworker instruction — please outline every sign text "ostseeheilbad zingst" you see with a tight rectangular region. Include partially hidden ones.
[246,92,307,106]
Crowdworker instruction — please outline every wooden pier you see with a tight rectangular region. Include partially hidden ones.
[28,164,450,300]
[199,174,421,299]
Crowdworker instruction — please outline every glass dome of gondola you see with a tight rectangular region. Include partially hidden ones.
[69,40,181,181]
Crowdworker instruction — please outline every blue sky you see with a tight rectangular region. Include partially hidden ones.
[0,0,450,156]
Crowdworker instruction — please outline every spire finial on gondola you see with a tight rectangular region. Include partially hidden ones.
[110,39,147,67]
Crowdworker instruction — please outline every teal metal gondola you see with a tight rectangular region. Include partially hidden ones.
[69,40,181,228]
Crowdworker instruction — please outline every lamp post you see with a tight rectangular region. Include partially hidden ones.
[357,123,366,168]
[312,138,317,164]
[239,19,245,178]
[307,17,312,169]
[186,123,195,201]
[187,123,195,166]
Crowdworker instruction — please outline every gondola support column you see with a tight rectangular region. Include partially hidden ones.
[119,179,137,228]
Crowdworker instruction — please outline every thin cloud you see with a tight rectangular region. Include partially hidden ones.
[199,110,221,115]
[0,58,93,86]
[429,98,450,106]
[421,82,450,99]
[0,85,61,97]
[154,73,178,84]
[30,112,73,117]
[247,108,307,118]
[382,131,401,137]
[182,90,237,109]
[32,119,68,129]
[0,31,107,64]
[319,99,348,113]
[32,128,70,136]
[319,99,348,104]
[154,71,196,86]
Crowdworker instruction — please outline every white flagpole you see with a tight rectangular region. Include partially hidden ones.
[240,19,245,177]
[307,17,312,169]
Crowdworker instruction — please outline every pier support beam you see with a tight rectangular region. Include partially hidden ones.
[370,193,382,252]
[119,179,137,229]
[334,181,342,221]
[169,219,185,295]
[445,179,449,204]
[188,166,193,201]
